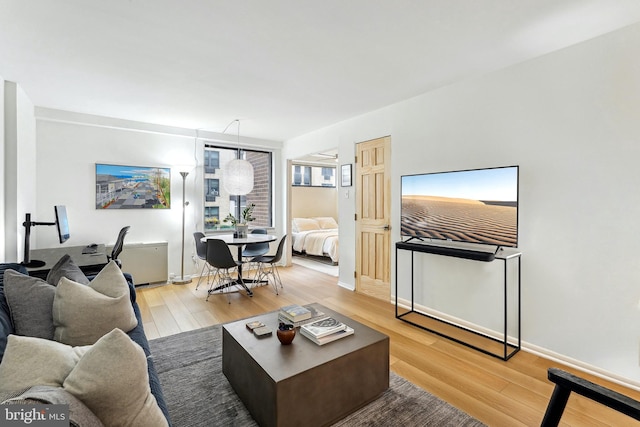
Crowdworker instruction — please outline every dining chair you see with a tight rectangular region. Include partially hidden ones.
[251,234,287,295]
[242,228,270,277]
[205,238,244,303]
[193,232,214,290]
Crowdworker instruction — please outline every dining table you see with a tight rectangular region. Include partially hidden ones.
[203,233,278,296]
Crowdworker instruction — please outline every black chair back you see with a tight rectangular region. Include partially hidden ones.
[193,232,206,260]
[206,239,238,269]
[243,229,270,258]
[271,234,288,264]
[111,226,130,261]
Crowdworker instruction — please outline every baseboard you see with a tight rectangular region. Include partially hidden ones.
[393,297,640,392]
[395,297,517,343]
[338,281,354,291]
[522,342,640,392]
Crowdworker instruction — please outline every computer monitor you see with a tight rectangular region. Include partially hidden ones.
[54,205,70,244]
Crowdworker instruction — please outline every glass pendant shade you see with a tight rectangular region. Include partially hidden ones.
[223,158,254,195]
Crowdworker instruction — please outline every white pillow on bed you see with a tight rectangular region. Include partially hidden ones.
[292,218,320,232]
[314,217,338,229]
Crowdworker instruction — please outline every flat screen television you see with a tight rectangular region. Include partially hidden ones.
[54,205,70,244]
[401,166,519,248]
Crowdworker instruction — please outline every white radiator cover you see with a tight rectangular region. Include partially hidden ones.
[109,241,168,285]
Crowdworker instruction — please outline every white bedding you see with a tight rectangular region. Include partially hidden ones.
[292,228,339,263]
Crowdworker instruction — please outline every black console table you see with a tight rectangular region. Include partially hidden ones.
[395,241,521,361]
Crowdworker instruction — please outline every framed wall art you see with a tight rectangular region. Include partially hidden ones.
[95,163,171,209]
[341,164,352,187]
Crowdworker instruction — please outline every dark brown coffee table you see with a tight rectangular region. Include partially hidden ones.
[222,303,389,427]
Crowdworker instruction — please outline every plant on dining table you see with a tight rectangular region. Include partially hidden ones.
[223,203,256,226]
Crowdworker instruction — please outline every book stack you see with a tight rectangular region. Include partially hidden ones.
[278,304,315,327]
[300,317,354,345]
[278,304,327,327]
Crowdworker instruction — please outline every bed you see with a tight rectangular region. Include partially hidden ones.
[291,217,339,264]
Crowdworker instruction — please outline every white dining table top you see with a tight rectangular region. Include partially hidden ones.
[202,233,278,246]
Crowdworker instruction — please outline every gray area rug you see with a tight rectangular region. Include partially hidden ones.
[149,325,485,426]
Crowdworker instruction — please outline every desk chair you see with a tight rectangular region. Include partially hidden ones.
[251,235,287,295]
[193,232,214,290]
[242,228,270,277]
[205,238,244,303]
[108,226,130,268]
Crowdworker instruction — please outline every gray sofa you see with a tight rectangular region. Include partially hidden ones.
[0,260,171,426]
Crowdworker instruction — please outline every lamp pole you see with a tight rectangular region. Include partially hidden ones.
[173,171,192,285]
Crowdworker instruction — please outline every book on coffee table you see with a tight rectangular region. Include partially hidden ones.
[301,325,354,346]
[300,317,346,339]
[277,304,325,327]
[279,304,312,322]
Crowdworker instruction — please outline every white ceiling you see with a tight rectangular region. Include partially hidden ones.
[2,1,640,142]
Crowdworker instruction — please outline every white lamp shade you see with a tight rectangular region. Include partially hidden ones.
[223,159,254,195]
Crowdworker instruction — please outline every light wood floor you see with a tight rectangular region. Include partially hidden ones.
[136,264,640,427]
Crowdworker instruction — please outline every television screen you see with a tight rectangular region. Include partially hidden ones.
[401,166,519,248]
[55,205,70,244]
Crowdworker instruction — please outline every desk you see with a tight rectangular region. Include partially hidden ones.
[203,234,277,295]
[26,245,109,279]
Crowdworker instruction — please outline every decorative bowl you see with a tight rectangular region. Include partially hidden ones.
[277,323,295,345]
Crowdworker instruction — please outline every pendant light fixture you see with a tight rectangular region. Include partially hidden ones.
[222,119,254,195]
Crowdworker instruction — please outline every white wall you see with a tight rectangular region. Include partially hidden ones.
[2,81,36,263]
[0,76,5,260]
[291,186,338,219]
[284,23,640,387]
[34,110,283,279]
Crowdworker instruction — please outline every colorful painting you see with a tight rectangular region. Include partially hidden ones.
[95,164,171,209]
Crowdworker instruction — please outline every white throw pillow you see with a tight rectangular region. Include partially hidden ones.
[0,335,88,393]
[0,330,168,427]
[292,217,320,232]
[314,216,338,229]
[53,261,138,346]
[64,329,168,427]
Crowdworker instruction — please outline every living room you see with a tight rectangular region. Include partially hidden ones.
[2,2,640,425]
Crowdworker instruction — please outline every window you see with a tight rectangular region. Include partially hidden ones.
[291,164,336,187]
[204,150,219,174]
[205,179,219,202]
[204,145,272,229]
[321,167,335,187]
[204,207,219,230]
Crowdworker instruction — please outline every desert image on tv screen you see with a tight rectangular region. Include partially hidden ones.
[401,167,518,247]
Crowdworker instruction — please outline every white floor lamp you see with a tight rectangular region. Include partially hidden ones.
[172,171,192,285]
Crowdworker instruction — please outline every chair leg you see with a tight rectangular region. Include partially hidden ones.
[195,261,207,290]
[253,262,265,285]
[541,384,571,427]
[206,270,223,301]
[207,269,229,303]
[206,267,248,304]
[256,262,282,295]
[272,262,284,293]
